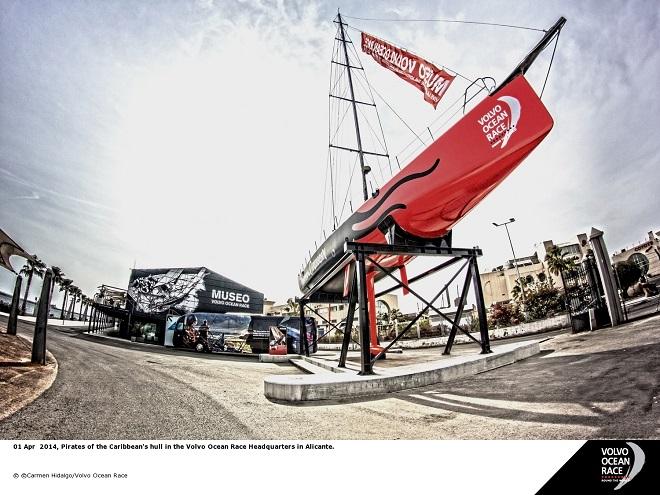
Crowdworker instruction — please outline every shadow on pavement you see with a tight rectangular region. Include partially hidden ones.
[392,341,659,437]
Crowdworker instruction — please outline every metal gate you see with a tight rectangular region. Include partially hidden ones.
[561,253,610,332]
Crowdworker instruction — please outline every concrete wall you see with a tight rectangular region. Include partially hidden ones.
[384,313,569,349]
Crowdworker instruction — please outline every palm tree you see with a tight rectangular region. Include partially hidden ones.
[544,245,577,304]
[79,294,87,320]
[83,295,91,321]
[544,245,576,276]
[49,266,64,305]
[75,289,84,319]
[285,297,298,314]
[511,279,523,300]
[59,278,73,320]
[19,256,46,315]
[68,286,80,319]
[511,276,532,301]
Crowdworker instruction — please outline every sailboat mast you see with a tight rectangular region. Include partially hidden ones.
[337,12,369,202]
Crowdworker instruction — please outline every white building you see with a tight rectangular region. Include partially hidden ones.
[612,230,660,280]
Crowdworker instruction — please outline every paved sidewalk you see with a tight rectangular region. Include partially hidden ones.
[0,311,89,328]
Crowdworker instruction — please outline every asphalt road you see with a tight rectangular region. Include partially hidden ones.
[0,315,658,439]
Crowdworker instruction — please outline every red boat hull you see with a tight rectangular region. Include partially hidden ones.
[300,75,554,295]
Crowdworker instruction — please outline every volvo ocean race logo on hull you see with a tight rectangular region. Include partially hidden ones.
[478,96,521,149]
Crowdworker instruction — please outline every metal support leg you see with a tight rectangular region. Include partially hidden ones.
[7,275,22,336]
[443,260,473,355]
[356,252,373,375]
[299,301,309,357]
[471,256,492,354]
[125,307,133,337]
[32,269,52,365]
[339,271,357,368]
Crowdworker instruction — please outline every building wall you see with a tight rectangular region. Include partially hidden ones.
[536,237,590,264]
[262,299,275,315]
[480,261,550,307]
[612,230,660,279]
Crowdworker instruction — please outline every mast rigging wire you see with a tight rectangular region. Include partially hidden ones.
[338,154,359,221]
[325,18,395,230]
[342,15,546,33]
[367,81,428,148]
[540,30,560,98]
[346,38,394,178]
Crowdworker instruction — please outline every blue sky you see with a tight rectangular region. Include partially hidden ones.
[1,0,659,308]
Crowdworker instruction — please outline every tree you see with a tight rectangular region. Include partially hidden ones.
[59,278,73,320]
[68,286,80,319]
[50,266,64,304]
[19,256,46,315]
[285,297,298,314]
[79,294,87,320]
[544,245,577,304]
[523,281,564,320]
[511,277,531,301]
[388,308,404,321]
[614,260,642,293]
[544,245,577,276]
[488,301,524,328]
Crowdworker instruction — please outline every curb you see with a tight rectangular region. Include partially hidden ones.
[264,340,541,402]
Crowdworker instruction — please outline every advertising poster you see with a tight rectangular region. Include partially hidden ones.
[166,313,317,355]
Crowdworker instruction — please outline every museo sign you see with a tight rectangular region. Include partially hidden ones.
[127,267,264,315]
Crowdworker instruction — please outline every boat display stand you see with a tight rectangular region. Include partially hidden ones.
[297,239,492,376]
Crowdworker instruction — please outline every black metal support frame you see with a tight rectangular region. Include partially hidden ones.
[355,242,492,371]
[299,302,310,357]
[302,303,360,351]
[299,240,492,376]
[339,273,358,368]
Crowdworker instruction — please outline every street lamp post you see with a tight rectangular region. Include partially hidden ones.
[493,218,525,304]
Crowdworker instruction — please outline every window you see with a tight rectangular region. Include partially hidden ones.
[629,253,650,275]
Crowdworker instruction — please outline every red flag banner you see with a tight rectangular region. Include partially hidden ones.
[361,32,455,109]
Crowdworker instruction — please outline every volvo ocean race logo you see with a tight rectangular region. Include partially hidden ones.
[601,442,645,490]
[478,95,521,149]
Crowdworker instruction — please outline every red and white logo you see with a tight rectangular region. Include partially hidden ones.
[477,96,521,148]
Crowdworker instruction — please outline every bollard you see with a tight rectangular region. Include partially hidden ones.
[7,275,22,336]
[31,268,52,365]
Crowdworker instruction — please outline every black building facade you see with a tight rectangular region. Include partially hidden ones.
[101,267,315,355]
[127,266,264,316]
